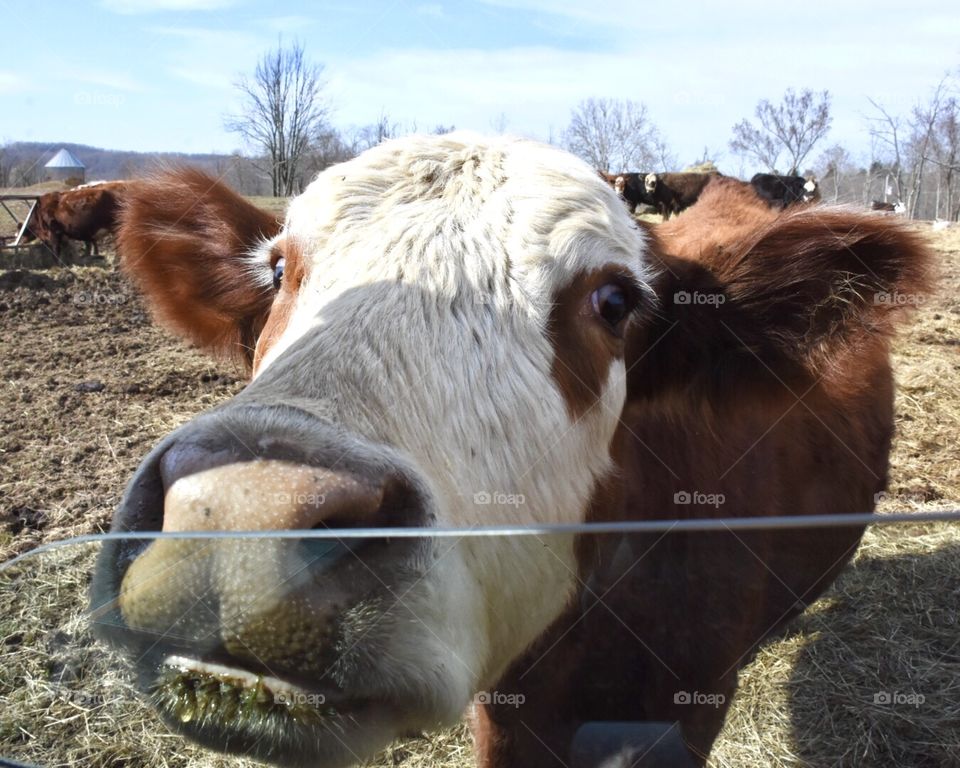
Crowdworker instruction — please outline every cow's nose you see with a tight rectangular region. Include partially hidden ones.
[158,442,391,532]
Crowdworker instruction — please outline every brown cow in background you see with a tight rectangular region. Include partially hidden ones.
[25,181,129,257]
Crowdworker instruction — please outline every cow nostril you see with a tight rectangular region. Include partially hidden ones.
[312,473,422,531]
[159,457,424,534]
[159,442,242,493]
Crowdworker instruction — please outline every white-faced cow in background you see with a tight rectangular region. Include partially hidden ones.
[642,172,716,219]
[90,134,930,768]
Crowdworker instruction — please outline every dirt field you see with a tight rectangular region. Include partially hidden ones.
[0,219,958,766]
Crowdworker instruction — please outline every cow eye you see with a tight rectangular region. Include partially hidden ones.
[272,258,285,290]
[591,283,633,330]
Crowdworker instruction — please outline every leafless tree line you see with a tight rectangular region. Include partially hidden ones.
[860,76,960,220]
[563,97,674,172]
[5,37,957,222]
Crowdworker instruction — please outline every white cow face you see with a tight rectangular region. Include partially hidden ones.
[92,134,656,767]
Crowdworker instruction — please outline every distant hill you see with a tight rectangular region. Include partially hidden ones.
[4,141,232,180]
[1,141,271,194]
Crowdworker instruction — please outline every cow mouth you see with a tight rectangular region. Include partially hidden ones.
[153,656,360,723]
[149,655,384,766]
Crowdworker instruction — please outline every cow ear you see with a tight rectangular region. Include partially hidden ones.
[629,206,932,398]
[117,168,282,370]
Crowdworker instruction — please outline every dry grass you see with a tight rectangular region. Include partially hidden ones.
[0,222,958,766]
[244,196,291,220]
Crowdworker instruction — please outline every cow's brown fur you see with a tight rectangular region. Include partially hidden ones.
[472,173,932,766]
[252,238,306,372]
[547,266,645,419]
[117,168,282,369]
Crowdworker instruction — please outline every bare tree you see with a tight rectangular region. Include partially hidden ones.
[354,111,402,152]
[296,128,356,191]
[0,144,10,188]
[905,79,949,218]
[928,97,960,219]
[564,98,665,172]
[225,41,330,197]
[816,144,853,203]
[730,88,832,174]
[866,99,906,204]
[12,161,39,188]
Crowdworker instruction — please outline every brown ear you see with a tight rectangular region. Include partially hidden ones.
[629,201,933,401]
[117,168,282,369]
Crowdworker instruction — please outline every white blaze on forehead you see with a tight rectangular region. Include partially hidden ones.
[804,178,817,192]
[644,173,657,191]
[260,132,651,372]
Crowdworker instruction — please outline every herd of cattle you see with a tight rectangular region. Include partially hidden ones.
[8,167,911,260]
[598,169,820,217]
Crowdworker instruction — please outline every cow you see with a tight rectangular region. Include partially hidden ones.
[872,200,907,214]
[615,172,657,214]
[643,172,715,219]
[596,171,655,214]
[89,135,930,768]
[24,181,128,257]
[750,173,820,209]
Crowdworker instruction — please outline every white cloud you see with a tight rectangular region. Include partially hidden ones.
[0,71,28,93]
[70,69,144,92]
[263,15,316,33]
[101,0,234,13]
[151,26,262,90]
[327,32,957,171]
[416,4,444,18]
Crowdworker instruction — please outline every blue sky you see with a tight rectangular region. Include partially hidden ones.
[1,0,958,172]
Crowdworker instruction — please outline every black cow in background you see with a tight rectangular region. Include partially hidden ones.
[750,173,820,208]
[643,172,716,219]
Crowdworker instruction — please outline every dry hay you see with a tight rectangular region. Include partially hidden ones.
[0,222,958,767]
